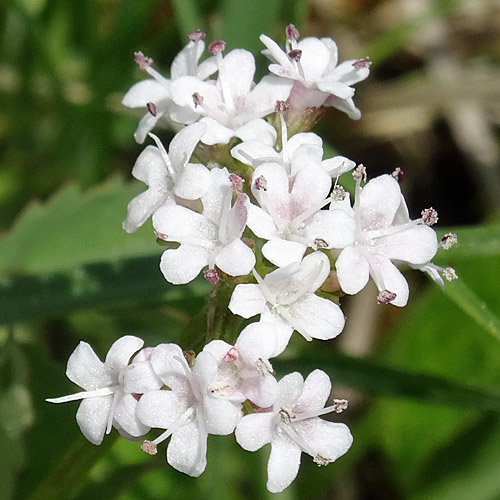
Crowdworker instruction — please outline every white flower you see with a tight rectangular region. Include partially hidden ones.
[170,47,292,145]
[203,322,279,408]
[122,34,217,143]
[123,122,210,233]
[247,161,354,267]
[229,252,345,355]
[236,369,352,493]
[46,336,161,444]
[136,344,241,477]
[334,174,439,306]
[260,25,370,119]
[152,168,255,284]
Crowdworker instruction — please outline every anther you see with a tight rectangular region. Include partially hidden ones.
[313,452,332,466]
[188,29,206,42]
[208,40,226,55]
[134,51,153,69]
[141,440,157,455]
[275,100,289,113]
[440,233,458,250]
[352,164,367,181]
[229,173,244,191]
[279,408,294,424]
[377,289,397,304]
[204,268,219,284]
[314,238,329,249]
[352,57,371,69]
[391,167,404,183]
[192,92,204,108]
[331,398,349,413]
[288,49,302,62]
[146,102,157,116]
[286,24,300,41]
[223,347,239,363]
[331,185,346,201]
[254,175,268,191]
[443,266,458,282]
[421,207,438,226]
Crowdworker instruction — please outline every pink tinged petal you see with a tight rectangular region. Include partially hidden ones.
[174,163,211,200]
[368,255,409,307]
[306,210,355,249]
[384,225,438,264]
[229,284,266,319]
[260,34,294,68]
[247,204,278,240]
[66,342,112,390]
[290,165,332,217]
[296,420,353,463]
[251,162,290,212]
[235,413,274,451]
[203,397,241,435]
[160,245,210,285]
[235,119,277,145]
[113,393,150,438]
[136,390,186,428]
[168,122,206,168]
[287,132,323,160]
[336,246,370,295]
[226,193,250,239]
[288,81,328,109]
[76,395,112,445]
[276,372,304,407]
[262,239,306,267]
[287,293,345,341]
[122,79,170,108]
[105,336,144,373]
[236,322,279,364]
[267,436,302,493]
[259,311,294,356]
[322,155,356,177]
[243,375,278,408]
[316,79,355,99]
[122,361,161,394]
[219,49,256,98]
[295,369,331,412]
[198,117,235,145]
[359,175,402,230]
[215,239,255,277]
[153,204,217,243]
[168,421,207,477]
[296,37,332,82]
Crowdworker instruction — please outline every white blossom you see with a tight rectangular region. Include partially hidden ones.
[236,370,352,493]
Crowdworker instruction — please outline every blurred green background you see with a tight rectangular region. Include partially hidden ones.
[1,0,500,499]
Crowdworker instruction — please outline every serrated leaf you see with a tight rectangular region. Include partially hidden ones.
[0,176,161,278]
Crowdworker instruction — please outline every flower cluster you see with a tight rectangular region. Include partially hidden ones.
[47,25,457,493]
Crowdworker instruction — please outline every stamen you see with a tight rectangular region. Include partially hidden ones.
[154,230,168,241]
[275,100,289,114]
[377,289,397,304]
[279,407,294,424]
[313,452,332,466]
[134,51,153,69]
[391,167,404,182]
[204,268,219,284]
[421,207,438,226]
[148,133,176,178]
[141,440,158,455]
[331,185,346,201]
[188,29,206,41]
[352,57,371,69]
[146,102,157,116]
[208,40,226,55]
[440,233,458,250]
[314,238,329,249]
[256,357,274,376]
[45,386,116,403]
[443,265,458,282]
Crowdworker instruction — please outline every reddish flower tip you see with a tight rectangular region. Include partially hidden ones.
[188,29,206,41]
[146,102,157,116]
[204,268,219,284]
[286,24,300,40]
[141,440,157,455]
[352,57,371,69]
[377,289,397,304]
[391,167,404,183]
[208,40,226,55]
[134,51,153,69]
[229,173,244,191]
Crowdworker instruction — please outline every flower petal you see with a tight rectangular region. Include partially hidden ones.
[105,336,144,373]
[336,246,370,295]
[267,435,302,493]
[229,284,266,319]
[66,342,112,391]
[76,395,112,445]
[295,369,331,412]
[168,420,207,477]
[235,413,274,451]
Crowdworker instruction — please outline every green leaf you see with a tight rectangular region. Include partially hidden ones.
[171,0,203,38]
[0,176,161,278]
[0,255,209,325]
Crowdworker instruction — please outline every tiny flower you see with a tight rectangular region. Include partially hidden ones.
[235,370,353,493]
[229,252,345,354]
[46,336,161,444]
